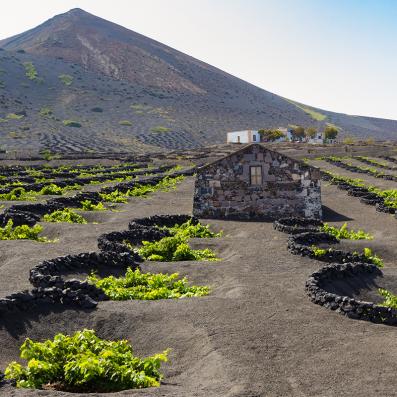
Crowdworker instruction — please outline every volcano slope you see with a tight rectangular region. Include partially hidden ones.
[1,8,397,155]
[1,155,397,396]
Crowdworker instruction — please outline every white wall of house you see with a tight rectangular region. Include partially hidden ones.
[308,132,324,144]
[227,130,260,144]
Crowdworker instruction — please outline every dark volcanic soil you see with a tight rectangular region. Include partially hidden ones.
[1,173,397,396]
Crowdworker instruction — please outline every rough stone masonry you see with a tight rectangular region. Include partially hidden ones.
[193,144,322,220]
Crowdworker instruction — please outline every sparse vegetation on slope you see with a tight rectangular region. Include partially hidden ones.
[58,74,73,85]
[287,100,327,121]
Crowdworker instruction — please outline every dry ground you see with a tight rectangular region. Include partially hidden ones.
[0,169,397,396]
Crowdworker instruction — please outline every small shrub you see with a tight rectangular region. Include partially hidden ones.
[161,219,222,238]
[321,223,373,240]
[80,200,106,211]
[6,113,24,120]
[0,219,48,241]
[311,245,328,257]
[151,126,170,133]
[89,267,209,300]
[43,208,87,224]
[0,187,36,201]
[138,235,218,261]
[99,190,128,203]
[362,247,384,268]
[119,120,133,126]
[39,184,64,195]
[39,107,53,118]
[23,62,38,80]
[378,289,397,309]
[40,149,53,161]
[63,120,82,128]
[58,74,73,86]
[5,329,168,391]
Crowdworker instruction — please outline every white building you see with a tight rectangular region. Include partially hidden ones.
[227,130,260,144]
[308,131,324,144]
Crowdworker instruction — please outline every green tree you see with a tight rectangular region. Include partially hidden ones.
[258,129,285,142]
[291,126,305,140]
[324,125,339,140]
[306,127,317,139]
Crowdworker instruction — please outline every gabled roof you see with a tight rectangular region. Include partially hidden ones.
[197,143,319,172]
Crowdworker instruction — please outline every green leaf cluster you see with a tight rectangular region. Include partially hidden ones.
[5,329,168,392]
[378,288,397,309]
[43,208,87,224]
[160,219,222,239]
[0,219,48,241]
[99,175,185,203]
[80,200,106,211]
[58,74,73,86]
[321,223,373,240]
[0,187,36,201]
[138,235,218,262]
[23,62,39,81]
[89,267,209,300]
[310,245,328,257]
[362,247,384,268]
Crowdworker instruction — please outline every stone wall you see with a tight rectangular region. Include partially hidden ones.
[193,144,322,220]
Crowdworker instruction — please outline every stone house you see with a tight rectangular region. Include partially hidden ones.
[193,144,322,220]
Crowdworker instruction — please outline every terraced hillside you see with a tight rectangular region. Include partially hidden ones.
[0,8,396,155]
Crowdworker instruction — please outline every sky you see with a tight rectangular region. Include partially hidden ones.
[1,0,397,120]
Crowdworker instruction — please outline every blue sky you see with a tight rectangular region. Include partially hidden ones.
[1,0,396,119]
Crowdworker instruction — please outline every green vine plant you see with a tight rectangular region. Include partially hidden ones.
[0,219,51,242]
[0,184,81,201]
[323,171,397,209]
[354,156,390,168]
[310,245,328,257]
[89,267,209,300]
[43,208,87,224]
[159,219,223,238]
[5,329,169,392]
[310,246,384,267]
[378,289,397,309]
[360,247,384,268]
[80,200,106,211]
[123,219,222,262]
[99,175,185,203]
[321,223,373,240]
[137,235,219,262]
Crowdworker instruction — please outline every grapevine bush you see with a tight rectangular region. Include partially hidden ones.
[43,208,87,224]
[0,219,48,241]
[5,329,168,392]
[378,288,397,309]
[99,176,185,203]
[160,219,222,239]
[137,235,218,261]
[80,200,106,211]
[89,267,209,300]
[321,222,373,240]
